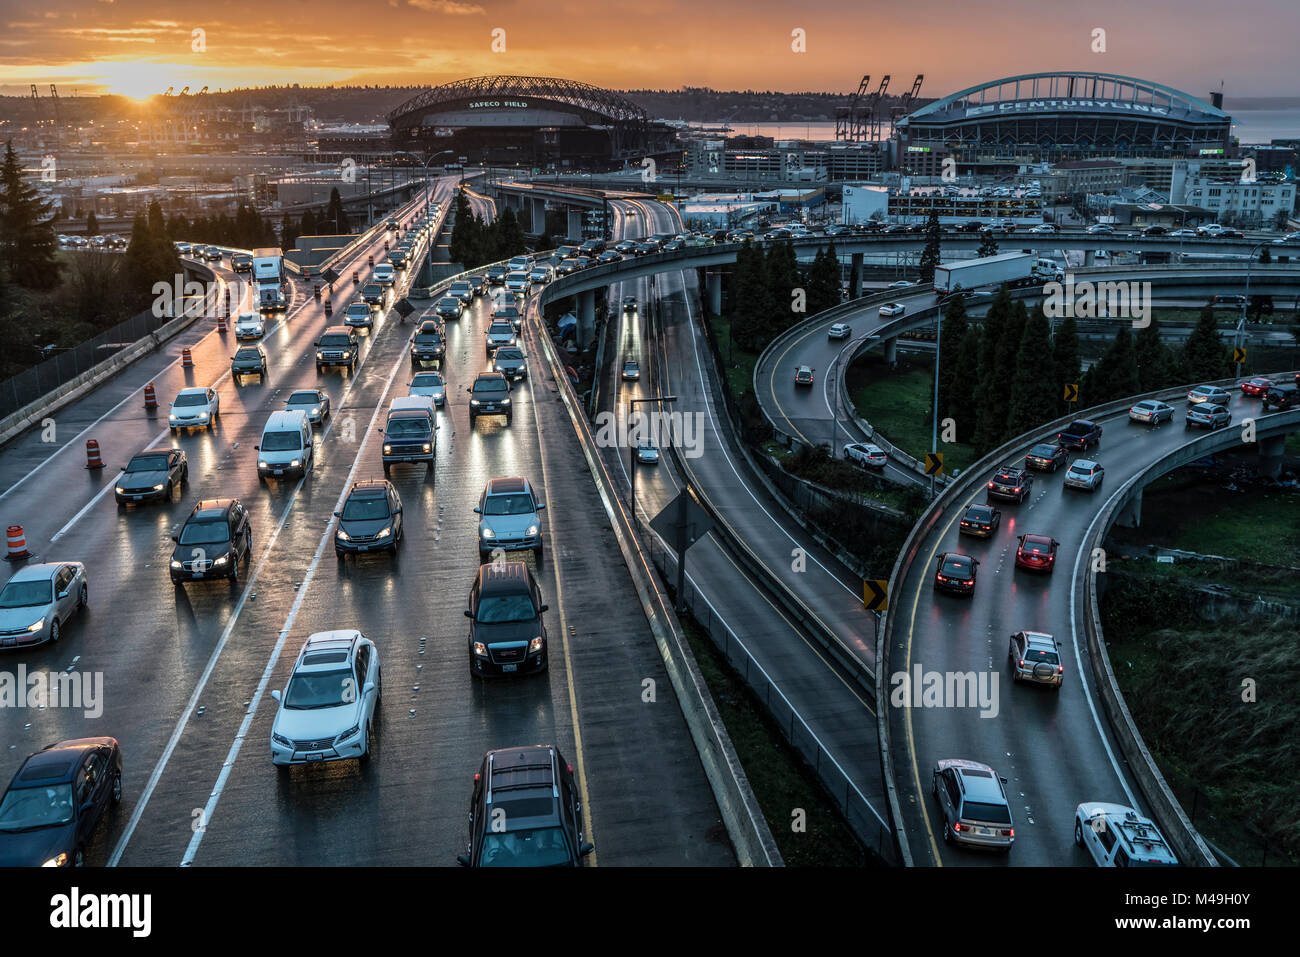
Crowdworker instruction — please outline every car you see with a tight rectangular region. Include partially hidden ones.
[1169,228,1198,238]
[792,365,816,387]
[485,264,510,285]
[448,280,474,303]
[234,313,264,339]
[373,263,396,287]
[622,296,638,312]
[230,344,268,383]
[467,275,487,296]
[621,359,640,381]
[493,346,528,379]
[475,476,545,561]
[636,439,660,464]
[361,282,385,306]
[1057,418,1103,451]
[1086,223,1114,235]
[190,244,209,259]
[1015,534,1060,572]
[0,737,122,867]
[1209,294,1245,307]
[465,562,549,677]
[1129,399,1174,425]
[1196,223,1227,238]
[507,256,533,272]
[0,562,89,649]
[505,271,530,295]
[343,302,374,328]
[409,319,446,365]
[408,371,446,406]
[878,302,906,318]
[528,265,553,284]
[1029,223,1058,234]
[1187,384,1231,405]
[597,251,623,264]
[958,503,1001,538]
[986,465,1032,503]
[1241,377,1274,397]
[1008,631,1063,689]
[457,745,593,867]
[886,280,912,289]
[387,250,408,270]
[169,499,252,585]
[334,480,403,557]
[115,446,188,505]
[1063,458,1104,491]
[933,552,979,596]
[1074,803,1178,867]
[468,372,512,425]
[1262,383,1299,411]
[1024,442,1067,471]
[931,759,1015,850]
[556,259,580,276]
[485,320,517,356]
[492,303,523,331]
[315,326,359,373]
[844,442,887,470]
[380,395,437,478]
[269,630,382,766]
[435,297,463,321]
[1185,402,1231,430]
[284,389,330,425]
[168,386,219,431]
[1273,231,1300,245]
[106,235,127,249]
[613,241,635,254]
[1142,224,1169,236]
[827,322,851,340]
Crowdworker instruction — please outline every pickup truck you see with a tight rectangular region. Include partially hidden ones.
[1058,419,1103,451]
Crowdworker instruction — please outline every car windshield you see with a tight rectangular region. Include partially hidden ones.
[127,454,169,472]
[942,558,970,576]
[415,331,442,343]
[283,668,353,709]
[261,430,302,452]
[439,299,459,309]
[489,324,513,336]
[236,349,260,360]
[174,393,207,407]
[496,308,520,319]
[179,519,230,546]
[386,418,428,437]
[484,493,535,516]
[474,381,507,395]
[0,783,76,831]
[476,593,537,623]
[412,374,443,388]
[342,497,389,521]
[287,392,319,405]
[346,305,369,315]
[479,826,571,867]
[1024,648,1059,665]
[363,285,381,295]
[497,349,524,361]
[0,579,52,608]
[320,335,351,347]
[962,801,1012,825]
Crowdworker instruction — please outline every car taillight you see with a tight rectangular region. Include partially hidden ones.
[1005,829,1015,838]
[987,481,995,488]
[952,822,963,832]
[1018,659,1026,667]
[1057,665,1064,674]
[1014,487,1021,493]
[937,574,947,582]
[963,579,974,586]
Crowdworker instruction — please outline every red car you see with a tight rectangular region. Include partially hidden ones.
[1015,534,1060,572]
[1241,377,1274,397]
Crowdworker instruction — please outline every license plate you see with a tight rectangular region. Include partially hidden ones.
[192,572,203,579]
[133,495,144,501]
[1,637,15,647]
[274,469,284,476]
[502,664,517,672]
[306,753,323,762]
[358,545,369,551]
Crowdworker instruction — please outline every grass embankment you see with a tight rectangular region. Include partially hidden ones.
[709,313,761,398]
[679,616,882,866]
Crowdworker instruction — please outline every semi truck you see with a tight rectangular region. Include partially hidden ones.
[252,247,287,314]
[935,252,1042,293]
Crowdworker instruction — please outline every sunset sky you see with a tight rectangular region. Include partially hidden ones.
[3,0,1298,101]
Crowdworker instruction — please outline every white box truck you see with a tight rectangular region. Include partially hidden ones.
[252,247,286,314]
[934,252,1036,293]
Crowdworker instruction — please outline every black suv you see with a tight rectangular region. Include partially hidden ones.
[361,282,385,306]
[410,319,446,366]
[457,745,593,867]
[316,326,359,373]
[1262,383,1299,411]
[231,254,253,273]
[464,562,548,677]
[486,264,510,285]
[231,344,267,383]
[987,465,1033,503]
[170,499,252,585]
[469,373,512,426]
[116,446,188,505]
[335,479,403,557]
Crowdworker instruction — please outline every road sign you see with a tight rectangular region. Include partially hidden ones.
[924,452,944,476]
[322,267,339,284]
[1063,382,1079,402]
[650,490,713,553]
[863,579,888,612]
[1234,347,1247,364]
[394,298,415,318]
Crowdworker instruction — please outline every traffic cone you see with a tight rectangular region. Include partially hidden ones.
[144,382,157,410]
[4,525,31,562]
[85,440,104,469]
[217,312,227,331]
[182,347,194,368]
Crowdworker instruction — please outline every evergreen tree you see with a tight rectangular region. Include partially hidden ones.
[0,140,61,290]
[326,187,350,234]
[805,244,841,315]
[767,240,800,334]
[976,231,999,258]
[491,206,527,261]
[973,286,1011,451]
[1091,327,1141,404]
[1134,316,1171,393]
[1007,309,1055,437]
[86,211,100,236]
[448,189,475,265]
[730,241,768,352]
[1181,305,1232,381]
[951,328,982,444]
[937,294,968,422]
[918,208,942,284]
[1051,314,1081,417]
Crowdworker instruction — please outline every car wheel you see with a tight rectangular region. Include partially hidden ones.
[383,464,391,478]
[49,619,60,644]
[165,480,174,501]
[111,771,122,805]
[73,847,84,868]
[229,561,239,585]
[316,364,324,374]
[181,465,189,485]
[359,722,373,764]
[1074,819,1085,847]
[505,414,513,426]
[942,823,952,844]
[78,584,88,612]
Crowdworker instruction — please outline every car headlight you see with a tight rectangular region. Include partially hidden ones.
[259,461,268,469]
[311,407,319,415]
[290,459,301,468]
[481,527,495,539]
[170,559,183,569]
[377,526,392,539]
[529,637,544,654]
[169,415,178,422]
[382,444,392,454]
[316,351,324,359]
[213,554,230,566]
[473,642,488,657]
[272,733,293,748]
[526,524,539,537]
[41,853,68,867]
[27,620,45,633]
[335,725,360,745]
[336,529,350,541]
[501,398,511,405]
[470,399,480,406]
[153,483,165,491]
[198,412,209,421]
[115,486,126,494]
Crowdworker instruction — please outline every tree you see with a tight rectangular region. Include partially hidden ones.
[804,244,841,315]
[448,189,476,265]
[973,287,1012,451]
[937,294,968,423]
[1181,305,1232,381]
[490,206,527,262]
[86,211,100,236]
[976,231,999,258]
[730,240,769,352]
[0,140,61,290]
[918,208,942,284]
[1134,315,1172,393]
[1089,327,1141,404]
[325,187,350,234]
[950,328,982,444]
[766,240,801,335]
[1051,314,1081,416]
[1007,309,1055,437]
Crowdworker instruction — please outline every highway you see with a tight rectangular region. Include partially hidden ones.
[0,178,733,867]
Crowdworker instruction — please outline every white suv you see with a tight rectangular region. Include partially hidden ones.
[169,387,220,432]
[270,630,381,767]
[1074,803,1178,866]
[373,264,395,286]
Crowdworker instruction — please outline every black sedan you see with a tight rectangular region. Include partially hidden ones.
[0,737,122,867]
[933,553,980,596]
[1024,442,1067,472]
[957,504,1001,539]
[116,447,188,505]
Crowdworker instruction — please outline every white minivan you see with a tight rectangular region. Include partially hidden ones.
[257,410,314,479]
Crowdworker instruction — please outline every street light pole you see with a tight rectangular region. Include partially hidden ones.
[931,303,942,500]
[1239,239,1268,377]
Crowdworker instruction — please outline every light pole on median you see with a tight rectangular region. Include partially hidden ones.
[1239,239,1269,377]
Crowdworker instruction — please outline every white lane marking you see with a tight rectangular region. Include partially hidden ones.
[180,338,411,865]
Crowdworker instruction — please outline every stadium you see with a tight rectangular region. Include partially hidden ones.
[385,75,679,168]
[895,72,1232,171]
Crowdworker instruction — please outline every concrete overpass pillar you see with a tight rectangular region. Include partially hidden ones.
[578,289,597,348]
[1258,434,1287,479]
[530,197,547,234]
[566,208,584,241]
[1115,487,1143,529]
[1084,250,1096,266]
[883,335,898,367]
[707,272,723,316]
[849,252,863,300]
